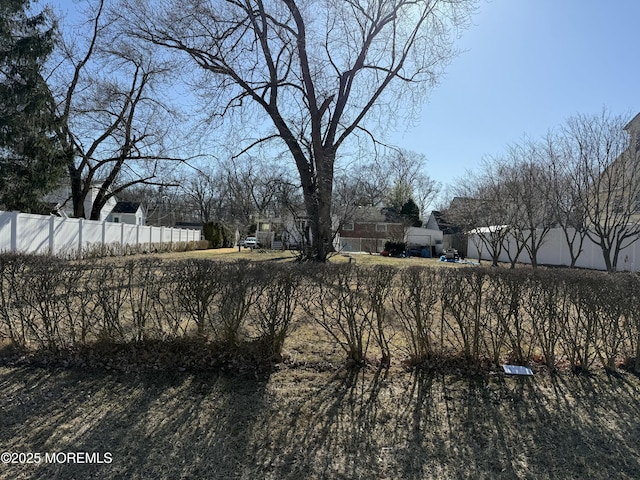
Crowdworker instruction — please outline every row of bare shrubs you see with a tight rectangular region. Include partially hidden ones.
[71,240,210,259]
[0,254,302,365]
[291,264,640,372]
[1,253,640,373]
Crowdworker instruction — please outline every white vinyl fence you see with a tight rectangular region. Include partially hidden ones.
[467,227,640,272]
[0,211,202,257]
[339,237,390,253]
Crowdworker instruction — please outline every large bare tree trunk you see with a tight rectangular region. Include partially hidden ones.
[120,0,476,260]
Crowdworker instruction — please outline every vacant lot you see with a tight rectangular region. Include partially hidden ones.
[2,251,640,479]
[1,364,640,480]
[154,247,469,267]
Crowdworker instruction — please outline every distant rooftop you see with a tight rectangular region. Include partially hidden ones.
[110,201,142,214]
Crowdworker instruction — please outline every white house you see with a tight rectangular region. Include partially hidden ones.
[43,183,117,221]
[106,202,146,225]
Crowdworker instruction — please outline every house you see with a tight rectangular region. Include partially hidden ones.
[253,215,283,249]
[426,210,459,234]
[427,201,473,255]
[106,202,146,225]
[405,226,444,256]
[587,112,640,229]
[43,182,117,221]
[338,206,404,253]
[251,208,344,251]
[626,111,640,151]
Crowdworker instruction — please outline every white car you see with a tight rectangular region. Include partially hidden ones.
[244,236,260,248]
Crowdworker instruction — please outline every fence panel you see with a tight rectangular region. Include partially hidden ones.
[16,213,50,254]
[82,219,103,245]
[52,217,81,254]
[467,227,640,272]
[0,210,202,257]
[123,224,138,245]
[339,237,389,253]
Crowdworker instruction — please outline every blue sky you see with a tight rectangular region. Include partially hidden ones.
[46,0,640,193]
[390,0,640,188]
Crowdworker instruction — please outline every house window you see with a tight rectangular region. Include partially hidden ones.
[343,222,354,231]
[113,216,120,223]
[376,223,387,232]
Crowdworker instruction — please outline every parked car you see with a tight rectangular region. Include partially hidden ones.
[244,236,260,248]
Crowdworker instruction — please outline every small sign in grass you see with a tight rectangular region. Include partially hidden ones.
[502,365,533,376]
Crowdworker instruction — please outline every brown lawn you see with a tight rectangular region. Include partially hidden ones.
[1,249,639,479]
[1,364,640,479]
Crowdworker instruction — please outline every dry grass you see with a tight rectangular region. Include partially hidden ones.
[3,251,640,478]
[152,247,473,268]
[1,364,640,479]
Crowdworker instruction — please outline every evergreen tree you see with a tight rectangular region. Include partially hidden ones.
[401,198,422,227]
[0,0,64,212]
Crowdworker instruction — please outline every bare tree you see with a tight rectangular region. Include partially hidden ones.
[449,162,514,266]
[49,0,186,219]
[181,164,229,223]
[384,148,439,217]
[496,139,556,268]
[333,157,390,209]
[223,157,295,228]
[563,111,640,272]
[546,131,589,268]
[120,0,475,260]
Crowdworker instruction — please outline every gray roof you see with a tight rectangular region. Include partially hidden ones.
[345,206,402,223]
[110,201,142,214]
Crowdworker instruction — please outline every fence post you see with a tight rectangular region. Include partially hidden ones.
[102,221,107,251]
[121,222,125,250]
[49,216,55,255]
[136,224,141,249]
[10,211,19,252]
[78,218,83,259]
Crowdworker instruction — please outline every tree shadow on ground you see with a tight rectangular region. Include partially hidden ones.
[1,365,640,479]
[0,366,271,479]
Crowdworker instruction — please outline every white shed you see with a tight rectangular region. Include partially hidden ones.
[106,202,146,225]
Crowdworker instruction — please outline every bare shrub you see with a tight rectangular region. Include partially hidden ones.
[391,266,441,366]
[486,269,533,365]
[440,268,487,366]
[622,274,640,371]
[16,256,69,349]
[6,251,640,374]
[123,258,169,341]
[92,263,129,342]
[58,261,100,345]
[362,265,396,365]
[250,263,303,362]
[522,270,566,371]
[0,254,31,347]
[559,273,601,372]
[304,264,372,364]
[166,259,223,337]
[213,261,264,345]
[593,274,629,370]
